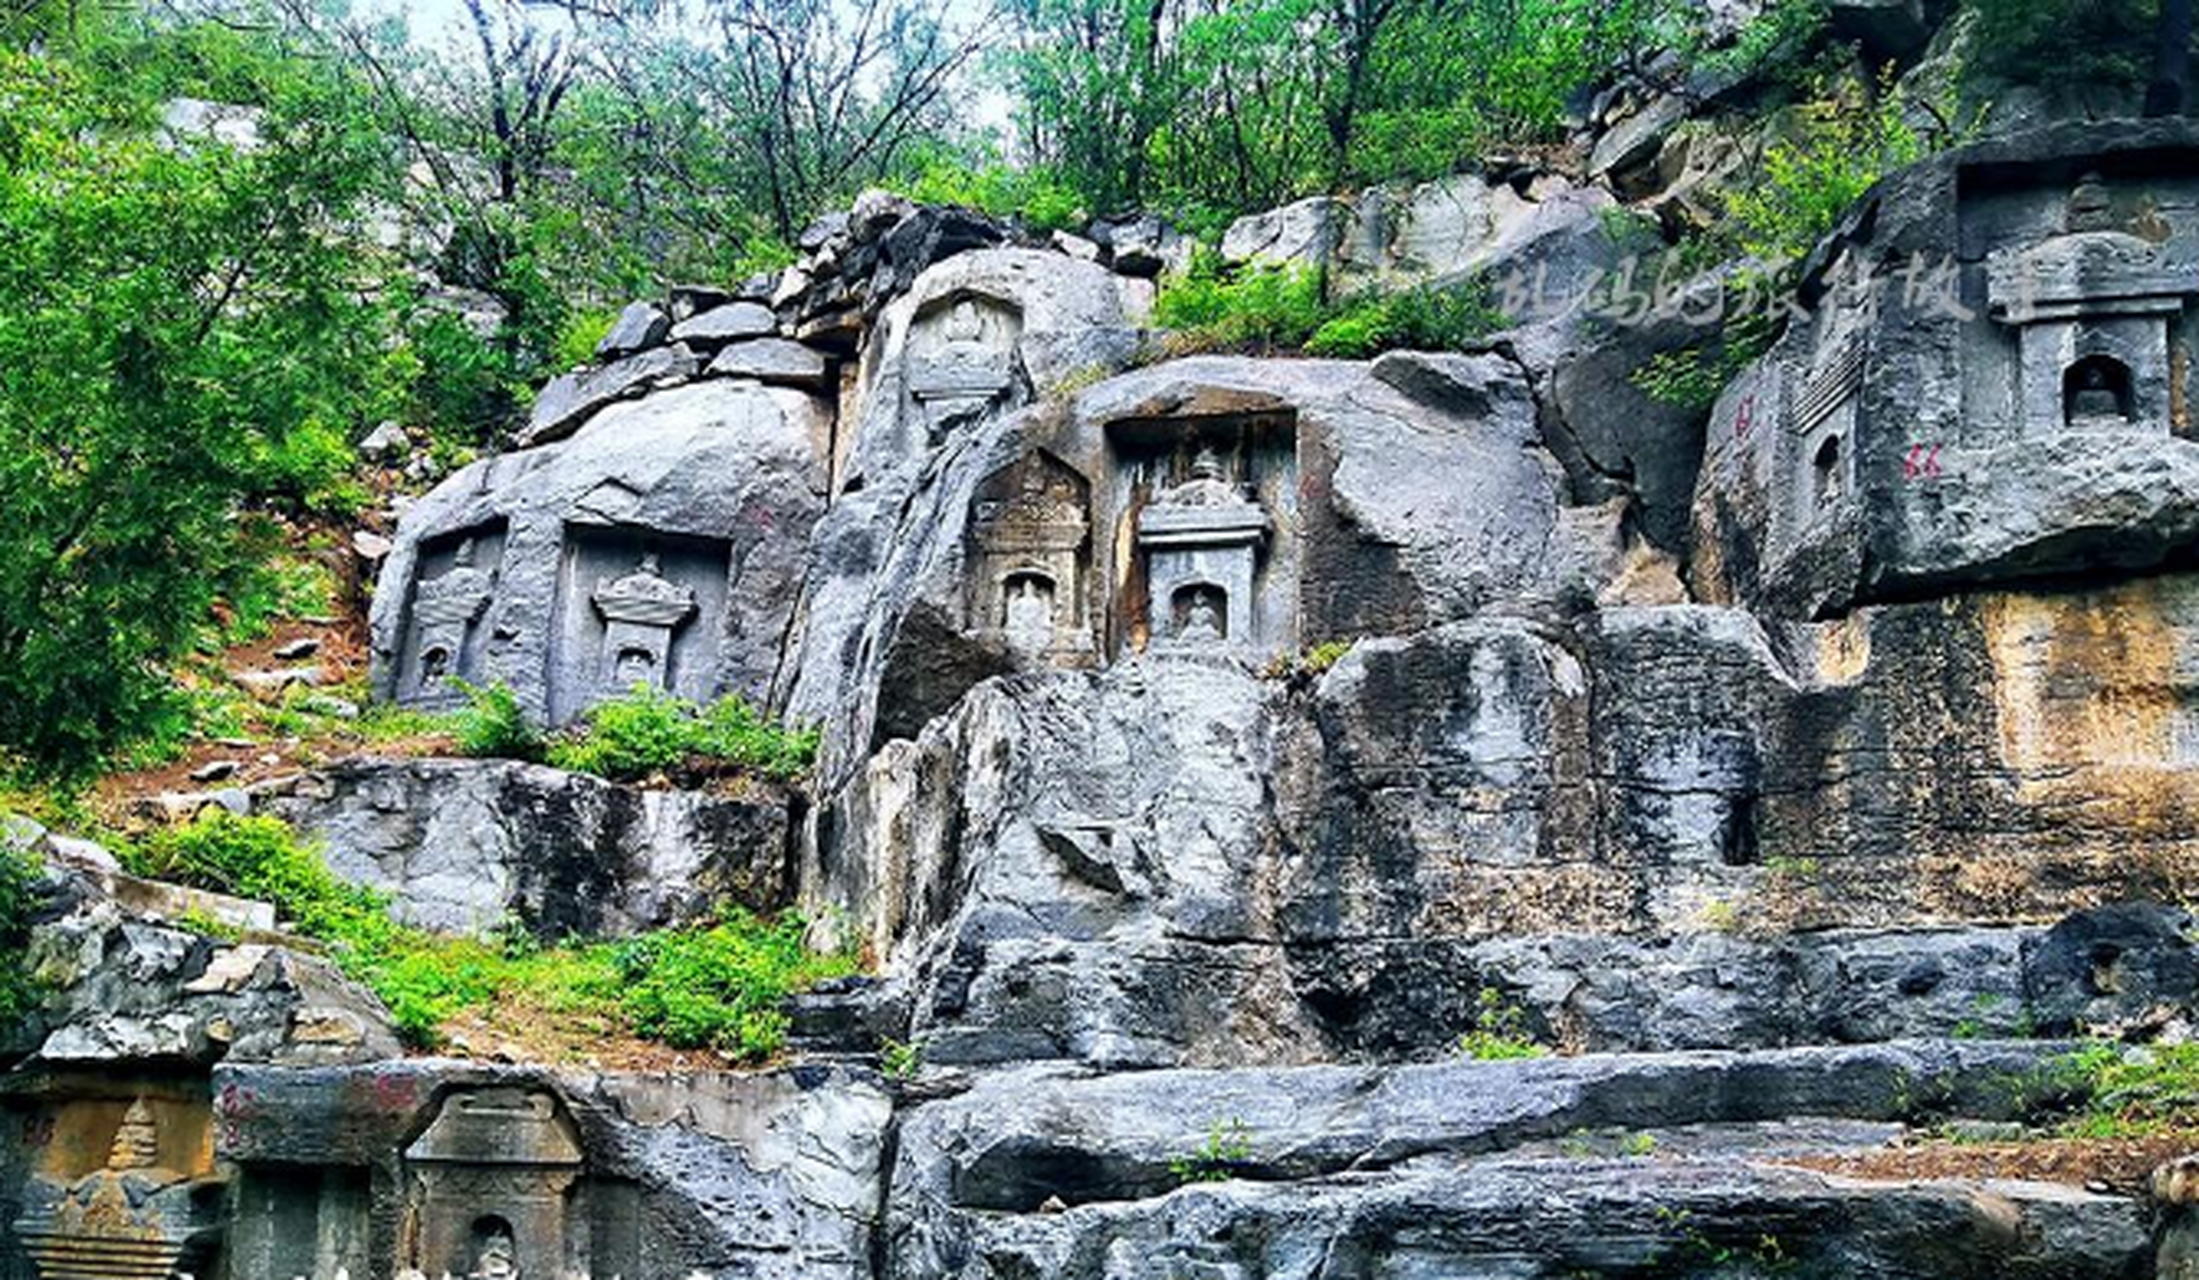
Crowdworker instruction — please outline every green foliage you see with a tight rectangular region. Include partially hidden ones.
[1655,1208,1796,1273]
[1152,250,1329,349]
[128,812,851,1054]
[126,814,397,944]
[1726,70,1935,264]
[1455,987,1548,1061]
[1698,0,1832,89]
[1300,640,1355,674]
[880,1036,925,1080]
[0,829,47,1028]
[546,687,821,782]
[1168,1118,1253,1184]
[452,681,545,762]
[549,686,691,779]
[554,308,619,372]
[1962,0,2151,93]
[1306,278,1508,358]
[612,910,855,1056]
[890,152,1088,232]
[1620,1131,1659,1157]
[1627,279,1784,411]
[0,34,389,778]
[211,555,338,649]
[1012,0,1668,218]
[2047,1042,2199,1137]
[1155,251,1508,357]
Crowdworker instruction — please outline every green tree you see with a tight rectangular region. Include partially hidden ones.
[0,30,389,774]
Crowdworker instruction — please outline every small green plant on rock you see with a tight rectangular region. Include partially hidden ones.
[453,680,544,761]
[1455,987,1548,1060]
[880,1036,925,1080]
[1153,250,1328,352]
[1264,638,1358,681]
[1169,1118,1253,1184]
[546,686,820,783]
[2038,1042,2199,1138]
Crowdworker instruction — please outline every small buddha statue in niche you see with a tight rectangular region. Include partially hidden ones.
[613,646,656,688]
[470,1223,520,1280]
[1178,589,1224,643]
[2069,364,2127,424]
[2067,172,2117,234]
[1003,576,1053,650]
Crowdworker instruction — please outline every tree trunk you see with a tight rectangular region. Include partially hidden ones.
[2147,0,2192,116]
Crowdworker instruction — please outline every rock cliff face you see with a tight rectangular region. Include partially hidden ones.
[14,110,2199,1280]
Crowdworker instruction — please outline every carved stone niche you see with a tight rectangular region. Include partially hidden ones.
[402,1088,585,1280]
[550,526,729,723]
[13,1095,225,1280]
[1987,172,2197,437]
[1136,444,1271,654]
[398,522,508,709]
[967,451,1093,663]
[904,294,1023,441]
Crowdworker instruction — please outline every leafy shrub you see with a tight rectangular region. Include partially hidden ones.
[1629,295,1783,411]
[127,812,850,1054]
[1153,249,1328,350]
[1696,0,1832,89]
[452,680,544,762]
[1157,250,1509,358]
[612,909,854,1057]
[0,830,46,1027]
[546,687,819,783]
[1455,987,1548,1060]
[891,155,1087,232]
[2047,1042,2199,1137]
[126,813,395,945]
[880,1036,925,1079]
[1168,1118,1253,1184]
[1726,70,1935,264]
[1306,278,1507,357]
[547,686,692,779]
[553,307,618,370]
[212,554,337,649]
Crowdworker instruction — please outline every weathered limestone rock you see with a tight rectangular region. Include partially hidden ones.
[257,756,793,938]
[707,336,830,389]
[1692,120,2199,617]
[595,299,671,359]
[11,873,397,1069]
[670,300,777,349]
[812,575,2199,1066]
[787,349,1590,795]
[521,343,701,447]
[886,1043,2148,1280]
[370,378,829,724]
[1219,196,1346,267]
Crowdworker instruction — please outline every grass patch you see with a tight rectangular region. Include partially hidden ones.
[120,812,851,1055]
[2045,1042,2199,1139]
[542,686,819,784]
[1153,249,1509,359]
